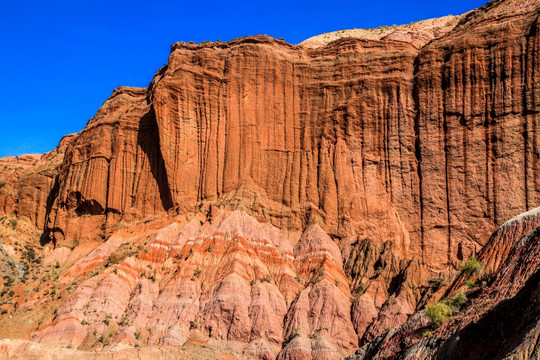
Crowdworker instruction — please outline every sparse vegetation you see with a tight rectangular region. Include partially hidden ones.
[426,291,467,328]
[103,314,112,326]
[3,276,14,287]
[459,256,484,275]
[355,283,367,298]
[134,329,142,340]
[119,314,130,327]
[190,315,199,329]
[312,269,324,284]
[8,219,17,228]
[426,302,453,328]
[194,267,202,278]
[260,274,272,283]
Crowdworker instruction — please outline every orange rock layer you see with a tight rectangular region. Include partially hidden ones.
[0,0,539,359]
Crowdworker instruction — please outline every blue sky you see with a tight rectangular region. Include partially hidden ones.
[0,0,487,157]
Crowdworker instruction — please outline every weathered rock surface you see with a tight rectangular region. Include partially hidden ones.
[0,134,74,237]
[348,206,540,360]
[0,339,255,360]
[40,0,539,273]
[29,211,356,359]
[0,0,539,359]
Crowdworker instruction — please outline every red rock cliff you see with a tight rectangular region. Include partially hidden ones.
[42,0,539,271]
[0,0,539,359]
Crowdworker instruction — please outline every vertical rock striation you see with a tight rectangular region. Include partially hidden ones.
[0,0,539,358]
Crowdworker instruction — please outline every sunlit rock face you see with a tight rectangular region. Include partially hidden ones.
[0,0,539,358]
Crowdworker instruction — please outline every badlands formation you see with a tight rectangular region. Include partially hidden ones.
[0,0,539,359]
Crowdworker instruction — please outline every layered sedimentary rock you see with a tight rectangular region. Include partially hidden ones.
[39,0,539,273]
[0,0,539,359]
[414,0,540,268]
[45,87,172,246]
[0,134,74,234]
[0,339,254,360]
[348,206,540,360]
[31,211,356,359]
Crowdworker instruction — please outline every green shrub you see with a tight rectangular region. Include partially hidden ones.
[312,269,324,284]
[119,314,130,327]
[8,219,17,228]
[426,291,467,328]
[447,290,467,309]
[426,302,452,328]
[459,256,484,275]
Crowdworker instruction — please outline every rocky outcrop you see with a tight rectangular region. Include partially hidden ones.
[0,0,539,359]
[446,206,540,294]
[0,134,74,236]
[301,14,465,49]
[347,206,540,359]
[39,0,539,274]
[45,87,172,246]
[29,211,358,359]
[413,0,540,269]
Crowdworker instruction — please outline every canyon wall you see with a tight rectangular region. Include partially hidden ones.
[0,0,539,359]
[39,0,539,271]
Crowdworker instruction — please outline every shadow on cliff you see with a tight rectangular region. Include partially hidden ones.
[40,177,60,246]
[137,108,174,212]
[435,241,540,359]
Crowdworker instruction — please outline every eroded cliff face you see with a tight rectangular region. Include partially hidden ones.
[348,207,540,360]
[43,0,540,272]
[0,0,539,359]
